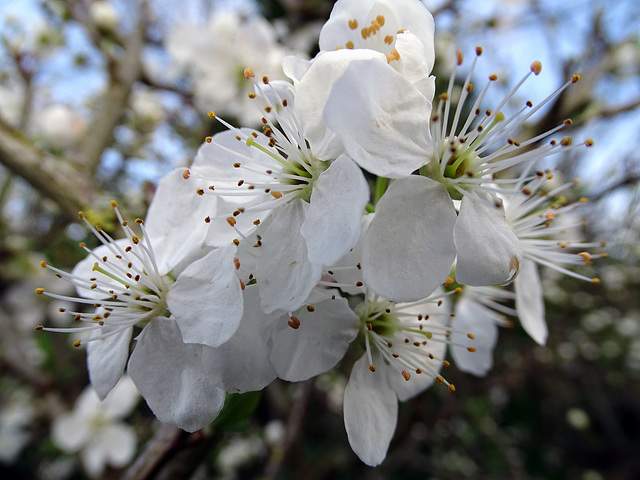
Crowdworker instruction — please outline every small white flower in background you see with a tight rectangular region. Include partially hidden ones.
[166,10,294,125]
[0,389,34,463]
[88,0,120,32]
[51,376,138,478]
[36,169,244,431]
[37,104,87,149]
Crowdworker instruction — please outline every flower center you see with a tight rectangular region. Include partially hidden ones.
[34,202,172,346]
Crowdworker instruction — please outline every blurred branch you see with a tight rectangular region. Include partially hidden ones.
[75,1,148,175]
[0,118,97,220]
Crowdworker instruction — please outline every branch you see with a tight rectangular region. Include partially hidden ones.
[77,1,147,175]
[0,118,97,220]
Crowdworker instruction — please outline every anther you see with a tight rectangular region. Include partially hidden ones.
[467,347,476,352]
[467,333,475,339]
[35,288,44,295]
[288,316,301,329]
[73,340,81,347]
[306,305,315,312]
[270,191,283,199]
[348,19,358,30]
[226,217,237,227]
[449,384,456,392]
[401,371,411,381]
[233,257,241,270]
[572,74,580,83]
[369,365,376,372]
[456,50,463,65]
[475,46,483,56]
[530,61,542,75]
[243,66,255,79]
[489,74,498,81]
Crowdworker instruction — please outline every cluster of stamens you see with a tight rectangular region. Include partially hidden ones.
[337,14,401,63]
[425,47,594,200]
[34,202,168,346]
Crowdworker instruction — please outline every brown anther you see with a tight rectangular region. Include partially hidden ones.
[345,41,354,49]
[243,66,255,79]
[456,50,463,65]
[585,139,594,147]
[561,137,573,146]
[282,99,288,107]
[237,179,244,187]
[233,238,240,246]
[366,323,373,331]
[74,314,81,321]
[439,93,449,101]
[355,281,363,287]
[348,18,358,30]
[262,76,269,84]
[564,119,573,125]
[443,360,450,367]
[226,217,237,227]
[306,305,315,313]
[233,257,241,270]
[270,191,283,199]
[401,371,411,381]
[196,188,204,196]
[436,376,444,384]
[572,74,580,83]
[288,315,301,329]
[356,262,362,270]
[475,46,483,56]
[489,74,498,81]
[204,216,211,223]
[34,325,44,331]
[530,61,542,75]
[369,365,376,372]
[416,368,422,374]
[384,35,393,45]
[248,92,256,99]
[131,236,139,245]
[466,83,474,93]
[239,279,245,291]
[467,347,476,352]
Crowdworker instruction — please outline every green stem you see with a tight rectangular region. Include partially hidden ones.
[374,176,388,204]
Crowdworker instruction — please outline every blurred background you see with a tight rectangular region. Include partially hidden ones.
[0,0,639,478]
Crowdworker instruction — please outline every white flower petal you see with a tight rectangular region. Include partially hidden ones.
[450,295,499,377]
[52,413,91,452]
[102,423,137,468]
[128,318,226,432]
[363,176,457,302]
[203,287,278,393]
[295,49,388,160]
[515,258,547,345]
[81,440,108,478]
[344,354,397,466]
[395,32,435,98]
[101,376,139,420]
[145,168,217,275]
[87,326,133,399]
[168,245,243,348]
[323,57,431,177]
[301,155,369,265]
[268,295,359,381]
[454,194,523,286]
[256,201,323,313]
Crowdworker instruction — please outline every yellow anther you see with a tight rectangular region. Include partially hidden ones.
[348,19,358,30]
[345,41,354,49]
[489,74,498,81]
[306,305,315,312]
[561,137,573,146]
[182,169,190,179]
[40,261,47,268]
[445,276,454,287]
[448,384,456,392]
[35,288,44,295]
[530,61,542,75]
[592,278,600,284]
[369,365,377,372]
[467,347,476,352]
[73,340,81,347]
[208,111,216,119]
[384,35,393,45]
[585,139,594,147]
[34,325,44,331]
[205,136,212,143]
[270,191,283,199]
[475,46,483,56]
[435,376,444,384]
[456,50,464,65]
[467,333,475,339]
[248,92,256,99]
[572,74,580,83]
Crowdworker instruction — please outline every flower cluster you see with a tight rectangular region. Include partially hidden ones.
[36,0,604,466]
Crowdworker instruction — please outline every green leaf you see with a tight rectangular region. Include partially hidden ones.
[211,391,261,431]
